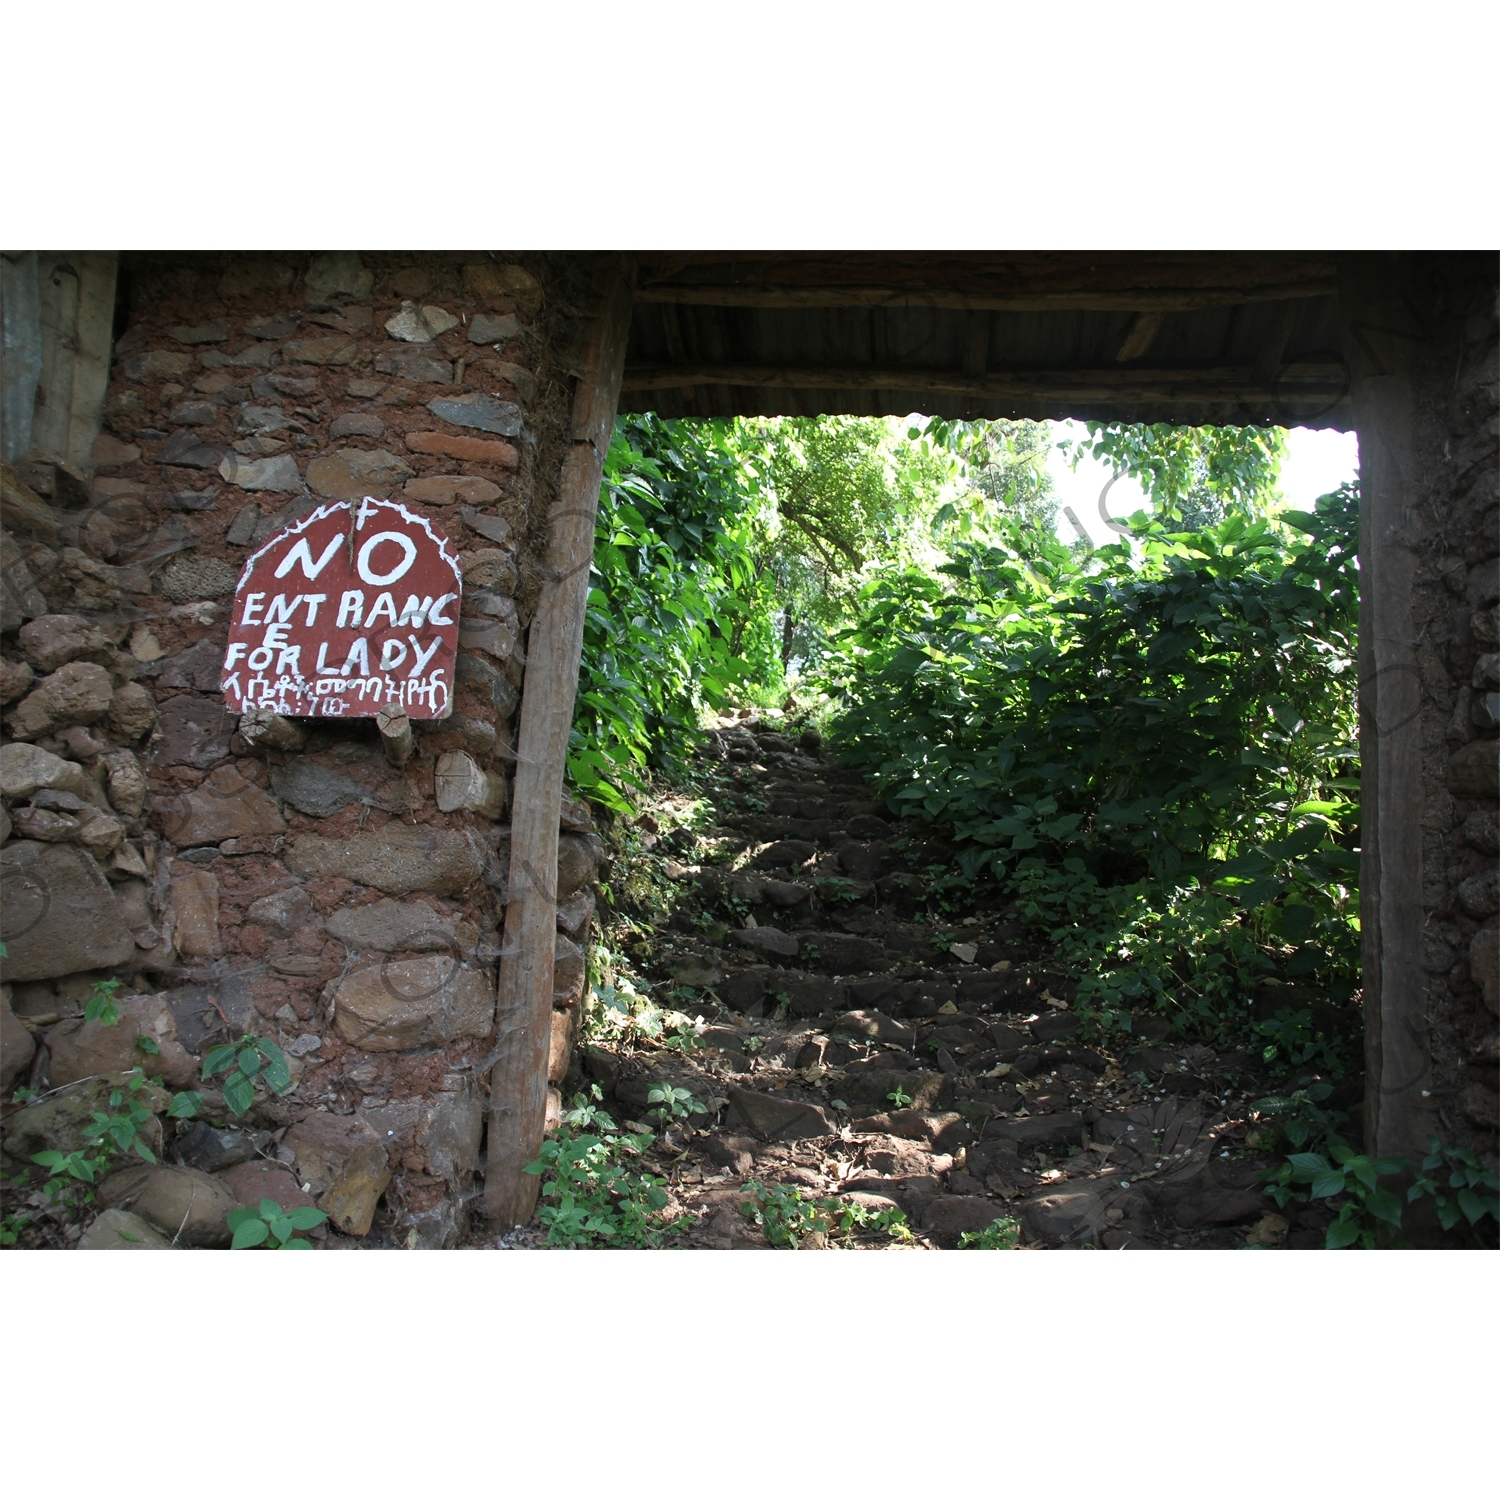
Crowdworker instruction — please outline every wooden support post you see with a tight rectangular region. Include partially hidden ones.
[483,256,635,1225]
[376,703,415,767]
[238,708,306,752]
[1335,252,1473,1166]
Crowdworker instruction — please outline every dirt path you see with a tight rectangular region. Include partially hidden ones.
[550,715,1333,1251]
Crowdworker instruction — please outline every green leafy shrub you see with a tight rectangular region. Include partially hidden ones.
[822,487,1361,1037]
[523,1116,681,1248]
[1407,1139,1500,1245]
[739,1179,913,1248]
[573,415,771,812]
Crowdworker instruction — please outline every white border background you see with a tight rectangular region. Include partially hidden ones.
[3,3,1495,1494]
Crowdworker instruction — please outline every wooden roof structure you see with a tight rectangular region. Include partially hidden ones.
[620,251,1351,429]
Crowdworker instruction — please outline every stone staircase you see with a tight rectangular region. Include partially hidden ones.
[567,715,1314,1250]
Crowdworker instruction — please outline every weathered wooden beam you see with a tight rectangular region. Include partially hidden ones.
[621,362,1349,404]
[962,313,990,378]
[483,255,635,1227]
[633,249,1336,292]
[1254,300,1303,383]
[1115,310,1164,362]
[633,281,1337,312]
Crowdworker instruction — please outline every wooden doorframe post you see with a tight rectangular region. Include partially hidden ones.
[1335,251,1476,1164]
[483,255,635,1226]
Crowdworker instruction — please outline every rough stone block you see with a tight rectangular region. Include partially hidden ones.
[268,759,365,818]
[306,447,413,499]
[158,765,286,847]
[0,841,136,981]
[17,614,114,673]
[7,661,114,739]
[97,1164,236,1247]
[326,898,473,956]
[282,1111,382,1195]
[78,1208,174,1249]
[405,430,518,466]
[169,868,222,959]
[0,743,87,799]
[319,1142,392,1236]
[724,1085,835,1142]
[384,303,459,342]
[2,1073,168,1162]
[434,750,505,818]
[426,393,522,436]
[1450,738,1499,799]
[48,991,198,1090]
[285,824,483,896]
[332,957,494,1050]
[729,925,799,959]
[218,453,303,492]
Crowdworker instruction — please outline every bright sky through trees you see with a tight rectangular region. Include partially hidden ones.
[1044,420,1360,545]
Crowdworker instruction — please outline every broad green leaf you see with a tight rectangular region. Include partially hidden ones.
[1287,1152,1330,1177]
[203,1044,238,1077]
[222,1072,255,1117]
[231,1218,270,1249]
[1324,1217,1361,1249]
[1310,1169,1347,1199]
[1456,1188,1486,1225]
[1267,825,1326,861]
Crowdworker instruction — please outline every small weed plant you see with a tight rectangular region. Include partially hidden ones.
[958,1216,1022,1249]
[739,1179,913,1248]
[1407,1138,1500,1246]
[227,1197,327,1249]
[202,1035,292,1116]
[524,1097,683,1248]
[83,977,125,1026]
[646,1083,707,1129]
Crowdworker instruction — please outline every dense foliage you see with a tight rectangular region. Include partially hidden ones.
[1064,421,1287,528]
[572,412,971,810]
[570,414,768,812]
[822,484,1361,1037]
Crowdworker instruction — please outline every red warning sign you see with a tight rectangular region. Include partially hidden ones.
[221,497,462,720]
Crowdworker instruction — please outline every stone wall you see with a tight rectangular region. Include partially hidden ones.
[1413,261,1499,1153]
[1,251,605,1247]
